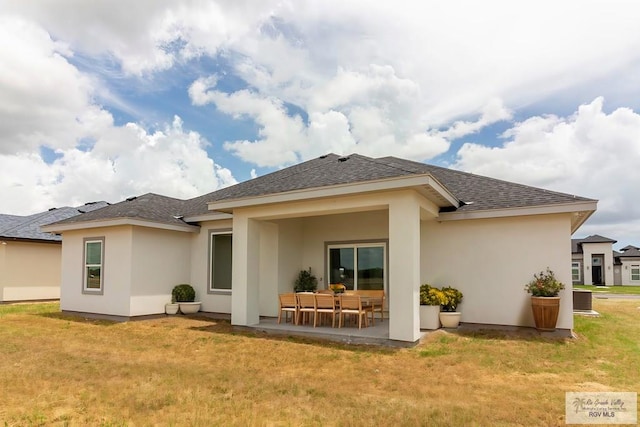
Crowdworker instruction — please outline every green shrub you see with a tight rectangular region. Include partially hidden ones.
[172,284,196,302]
[294,270,318,292]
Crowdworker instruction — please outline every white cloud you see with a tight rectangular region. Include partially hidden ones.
[0,116,236,215]
[454,97,640,245]
[0,16,112,154]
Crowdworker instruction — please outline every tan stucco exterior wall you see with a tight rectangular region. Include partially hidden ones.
[129,226,192,315]
[60,226,133,316]
[60,225,133,316]
[619,259,640,285]
[61,225,195,317]
[0,240,61,301]
[190,219,233,314]
[422,213,573,330]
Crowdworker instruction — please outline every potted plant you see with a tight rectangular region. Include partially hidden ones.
[294,269,318,292]
[525,268,565,331]
[329,283,346,294]
[172,284,201,314]
[439,286,463,328]
[419,284,445,330]
[165,294,179,315]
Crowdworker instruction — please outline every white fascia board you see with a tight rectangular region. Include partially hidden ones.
[41,218,200,234]
[183,212,234,223]
[438,200,598,223]
[206,174,460,212]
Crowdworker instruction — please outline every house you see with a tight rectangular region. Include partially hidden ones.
[614,245,640,285]
[1,202,108,302]
[42,154,597,342]
[571,235,640,286]
[571,235,617,285]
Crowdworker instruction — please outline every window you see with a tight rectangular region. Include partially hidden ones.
[571,262,581,282]
[631,265,640,282]
[209,231,232,292]
[83,237,104,294]
[327,242,386,292]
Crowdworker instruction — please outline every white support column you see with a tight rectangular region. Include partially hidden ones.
[388,192,422,342]
[231,213,260,326]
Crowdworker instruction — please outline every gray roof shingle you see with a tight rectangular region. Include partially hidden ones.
[1,202,109,242]
[617,248,640,258]
[49,194,188,228]
[47,153,597,228]
[571,235,617,253]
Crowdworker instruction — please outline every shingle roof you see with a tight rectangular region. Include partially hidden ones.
[572,235,617,253]
[0,202,109,242]
[579,235,617,244]
[47,153,597,228]
[620,245,640,252]
[182,153,595,217]
[617,247,640,258]
[50,194,188,227]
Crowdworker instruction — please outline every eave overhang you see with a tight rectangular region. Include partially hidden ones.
[41,218,200,234]
[205,174,460,213]
[183,212,233,223]
[438,200,597,233]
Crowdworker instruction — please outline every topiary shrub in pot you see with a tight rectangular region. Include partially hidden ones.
[294,269,318,293]
[172,284,201,314]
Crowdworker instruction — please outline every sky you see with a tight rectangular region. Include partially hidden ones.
[1,1,640,249]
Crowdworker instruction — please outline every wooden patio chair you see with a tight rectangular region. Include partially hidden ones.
[314,293,338,328]
[277,293,298,324]
[296,292,316,326]
[338,294,371,329]
[354,289,385,323]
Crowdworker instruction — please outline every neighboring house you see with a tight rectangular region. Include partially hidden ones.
[614,246,640,285]
[571,235,617,286]
[42,154,597,342]
[0,202,109,302]
[571,235,640,286]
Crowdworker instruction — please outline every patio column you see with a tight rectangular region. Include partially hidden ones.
[388,192,421,342]
[231,213,260,326]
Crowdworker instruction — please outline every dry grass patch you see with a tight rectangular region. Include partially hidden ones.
[0,300,638,426]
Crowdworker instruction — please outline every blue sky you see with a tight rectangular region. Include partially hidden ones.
[1,1,640,248]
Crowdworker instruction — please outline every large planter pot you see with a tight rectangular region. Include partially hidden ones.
[179,302,201,314]
[165,303,179,315]
[439,312,462,328]
[530,296,560,331]
[419,305,441,330]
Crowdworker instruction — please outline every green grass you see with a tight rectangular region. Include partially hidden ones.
[573,284,640,294]
[0,300,638,425]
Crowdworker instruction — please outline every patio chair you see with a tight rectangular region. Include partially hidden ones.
[354,289,385,324]
[278,293,298,324]
[296,292,316,326]
[314,293,338,328]
[338,294,371,329]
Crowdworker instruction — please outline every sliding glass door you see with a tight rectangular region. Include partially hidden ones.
[328,243,386,291]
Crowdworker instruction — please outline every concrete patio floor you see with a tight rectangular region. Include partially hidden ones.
[241,316,427,347]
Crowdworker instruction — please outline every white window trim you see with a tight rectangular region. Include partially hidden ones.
[326,241,388,293]
[82,237,104,295]
[571,261,581,282]
[631,264,640,282]
[208,229,233,294]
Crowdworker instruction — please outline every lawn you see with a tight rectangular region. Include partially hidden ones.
[0,300,638,426]
[573,284,640,294]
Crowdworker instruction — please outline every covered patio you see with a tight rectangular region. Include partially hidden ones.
[248,316,427,346]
